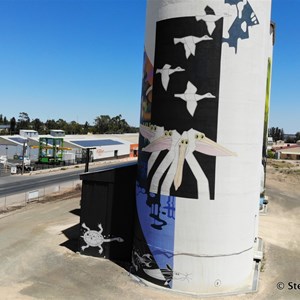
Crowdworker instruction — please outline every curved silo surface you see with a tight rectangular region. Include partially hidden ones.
[133,0,273,294]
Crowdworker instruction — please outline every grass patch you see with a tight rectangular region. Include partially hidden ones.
[268,160,294,169]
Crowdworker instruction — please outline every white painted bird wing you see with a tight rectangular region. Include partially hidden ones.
[184,42,195,58]
[185,81,197,94]
[161,73,169,91]
[143,136,172,152]
[195,137,237,156]
[163,64,171,69]
[186,102,197,116]
[140,124,154,141]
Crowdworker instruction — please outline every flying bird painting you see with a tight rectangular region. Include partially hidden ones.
[174,81,216,116]
[173,35,213,59]
[156,64,185,91]
[195,6,230,35]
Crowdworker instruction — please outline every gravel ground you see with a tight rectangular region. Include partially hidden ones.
[0,160,299,300]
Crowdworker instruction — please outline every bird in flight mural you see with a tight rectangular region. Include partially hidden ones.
[195,6,230,35]
[173,35,213,59]
[156,64,185,91]
[174,81,216,117]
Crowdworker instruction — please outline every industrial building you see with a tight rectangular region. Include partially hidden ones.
[0,130,138,168]
[273,143,300,160]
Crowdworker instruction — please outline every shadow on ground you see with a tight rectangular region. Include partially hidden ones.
[60,208,81,253]
[59,207,133,274]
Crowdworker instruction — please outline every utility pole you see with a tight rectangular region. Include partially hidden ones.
[84,147,95,173]
[21,141,27,175]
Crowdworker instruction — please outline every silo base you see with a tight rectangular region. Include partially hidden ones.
[130,260,261,297]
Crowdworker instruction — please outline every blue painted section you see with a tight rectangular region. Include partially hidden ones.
[136,183,176,287]
[223,0,259,52]
[70,139,123,147]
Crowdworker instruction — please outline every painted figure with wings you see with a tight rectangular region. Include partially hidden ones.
[140,125,236,198]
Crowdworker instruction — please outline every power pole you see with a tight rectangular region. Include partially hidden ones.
[21,141,27,175]
[84,147,96,173]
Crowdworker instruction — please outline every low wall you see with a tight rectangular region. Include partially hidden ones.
[0,180,81,213]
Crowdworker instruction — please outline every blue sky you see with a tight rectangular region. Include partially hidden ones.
[0,0,298,133]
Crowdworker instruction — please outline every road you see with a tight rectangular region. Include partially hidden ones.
[0,159,137,197]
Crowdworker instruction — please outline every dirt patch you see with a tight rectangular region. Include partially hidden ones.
[266,159,300,196]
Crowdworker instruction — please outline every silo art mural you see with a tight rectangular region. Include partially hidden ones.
[134,0,273,294]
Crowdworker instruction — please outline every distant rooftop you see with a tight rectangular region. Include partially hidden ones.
[69,139,123,148]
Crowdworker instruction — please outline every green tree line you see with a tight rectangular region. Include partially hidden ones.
[0,112,138,135]
[268,127,300,143]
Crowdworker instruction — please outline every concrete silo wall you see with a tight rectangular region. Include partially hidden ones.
[134,0,272,295]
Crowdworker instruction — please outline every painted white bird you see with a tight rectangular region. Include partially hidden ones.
[175,81,216,116]
[174,129,236,196]
[161,129,237,196]
[142,127,237,197]
[140,124,165,175]
[142,129,181,194]
[195,12,230,35]
[156,64,185,91]
[174,35,213,59]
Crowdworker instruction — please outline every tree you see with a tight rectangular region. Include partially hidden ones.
[83,121,90,134]
[108,114,130,133]
[68,121,82,134]
[10,117,16,134]
[56,119,68,132]
[31,118,44,132]
[45,119,59,132]
[296,132,300,142]
[94,115,111,133]
[17,112,31,130]
[286,136,296,143]
[268,127,284,142]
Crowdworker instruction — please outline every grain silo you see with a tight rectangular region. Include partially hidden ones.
[133,0,273,295]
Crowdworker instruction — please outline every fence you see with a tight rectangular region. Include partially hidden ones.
[0,180,81,213]
[0,164,10,177]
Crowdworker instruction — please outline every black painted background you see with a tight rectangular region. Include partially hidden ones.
[150,17,223,199]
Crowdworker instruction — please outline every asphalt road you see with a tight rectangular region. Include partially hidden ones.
[0,160,137,197]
